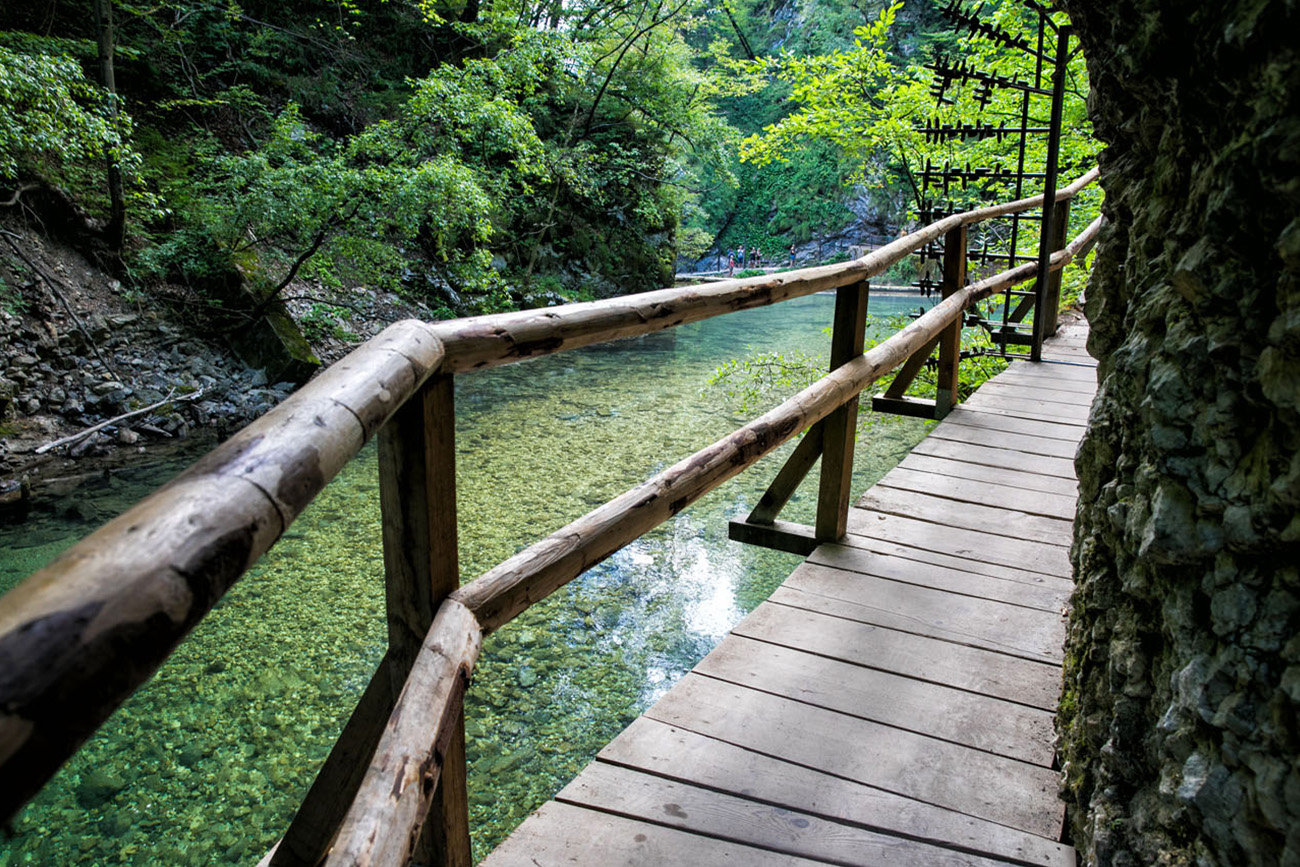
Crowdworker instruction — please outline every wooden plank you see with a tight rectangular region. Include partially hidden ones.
[559,762,1029,867]
[911,437,1077,479]
[825,533,1075,593]
[898,452,1080,498]
[871,394,939,419]
[871,467,1077,522]
[977,380,1095,407]
[993,361,1097,384]
[480,801,828,867]
[878,466,1077,519]
[928,422,1082,459]
[961,392,1091,424]
[596,719,1075,867]
[694,635,1056,764]
[857,486,1075,547]
[993,370,1097,395]
[1039,348,1095,365]
[975,380,1095,408]
[645,675,1064,837]
[956,399,1090,427]
[942,406,1088,443]
[806,542,1071,611]
[1007,359,1097,382]
[846,509,1074,578]
[729,518,819,557]
[1041,340,1092,353]
[775,567,1065,664]
[733,603,1062,709]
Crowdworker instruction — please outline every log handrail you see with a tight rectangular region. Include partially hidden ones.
[0,169,1101,860]
[426,167,1098,374]
[324,213,1104,864]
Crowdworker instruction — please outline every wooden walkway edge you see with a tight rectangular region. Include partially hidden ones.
[482,324,1096,867]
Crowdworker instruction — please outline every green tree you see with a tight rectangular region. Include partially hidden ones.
[736,2,1100,228]
[0,43,146,218]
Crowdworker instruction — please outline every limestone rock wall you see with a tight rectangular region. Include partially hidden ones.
[1056,2,1300,864]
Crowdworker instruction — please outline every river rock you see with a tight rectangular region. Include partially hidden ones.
[75,768,129,808]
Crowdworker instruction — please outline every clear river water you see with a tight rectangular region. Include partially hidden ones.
[0,292,933,866]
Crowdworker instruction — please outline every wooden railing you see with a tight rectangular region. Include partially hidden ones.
[0,168,1101,866]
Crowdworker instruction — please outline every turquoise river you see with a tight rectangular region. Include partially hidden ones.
[0,292,934,865]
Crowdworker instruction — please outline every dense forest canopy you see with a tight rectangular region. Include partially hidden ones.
[0,0,1097,327]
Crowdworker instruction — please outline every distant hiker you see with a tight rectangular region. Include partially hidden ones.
[752,246,761,267]
[728,254,736,277]
[789,244,796,267]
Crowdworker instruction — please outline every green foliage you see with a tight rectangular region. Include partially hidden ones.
[0,273,26,315]
[0,44,129,184]
[736,1,1100,227]
[710,312,1009,425]
[1058,248,1094,311]
[299,302,358,343]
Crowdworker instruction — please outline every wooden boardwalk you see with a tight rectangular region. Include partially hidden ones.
[483,324,1096,867]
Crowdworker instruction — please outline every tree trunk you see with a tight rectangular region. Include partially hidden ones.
[93,0,125,250]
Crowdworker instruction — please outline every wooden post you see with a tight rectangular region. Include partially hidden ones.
[1040,198,1072,338]
[815,281,869,542]
[378,373,471,867]
[935,225,966,418]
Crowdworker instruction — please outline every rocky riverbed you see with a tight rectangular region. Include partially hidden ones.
[0,223,449,517]
[0,307,295,493]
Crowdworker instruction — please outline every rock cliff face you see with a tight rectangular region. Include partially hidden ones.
[1057,2,1300,864]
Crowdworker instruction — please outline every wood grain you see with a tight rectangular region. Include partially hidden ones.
[910,437,1078,479]
[480,801,829,867]
[856,486,1075,546]
[596,718,1074,867]
[645,674,1064,837]
[940,406,1089,442]
[806,542,1071,611]
[828,531,1075,592]
[734,602,1063,709]
[327,599,481,867]
[846,509,1074,578]
[928,422,1082,459]
[874,466,1078,521]
[896,452,1080,498]
[559,762,1027,867]
[774,566,1066,663]
[694,635,1056,763]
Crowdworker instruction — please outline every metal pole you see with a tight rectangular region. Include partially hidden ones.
[1030,25,1070,362]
